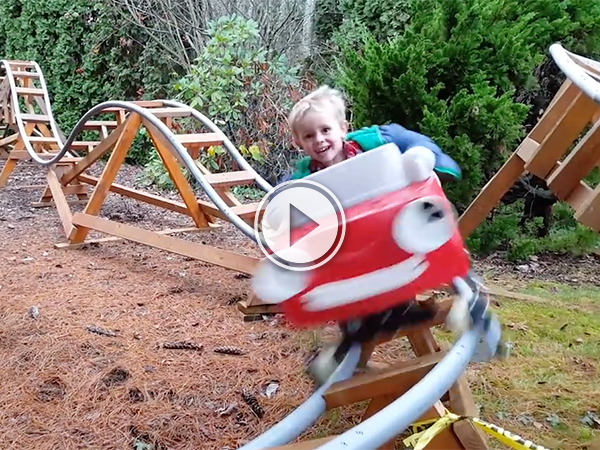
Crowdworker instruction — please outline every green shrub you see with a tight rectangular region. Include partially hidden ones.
[332,0,539,209]
[465,201,600,261]
[172,14,314,184]
[0,0,176,164]
[330,0,600,258]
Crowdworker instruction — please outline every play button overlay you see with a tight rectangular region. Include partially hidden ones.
[254,179,346,272]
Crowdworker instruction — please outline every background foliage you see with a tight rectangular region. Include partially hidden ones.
[1,0,600,260]
[328,0,600,258]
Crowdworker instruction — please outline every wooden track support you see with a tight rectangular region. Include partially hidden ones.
[266,297,488,450]
[0,58,278,316]
[0,60,120,187]
[459,63,600,238]
[34,105,269,280]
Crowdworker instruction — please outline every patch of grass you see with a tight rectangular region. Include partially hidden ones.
[468,281,600,449]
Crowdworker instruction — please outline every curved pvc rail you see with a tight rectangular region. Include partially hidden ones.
[550,43,600,103]
[52,100,263,241]
[162,99,274,193]
[0,60,79,163]
[315,327,481,450]
[1,66,274,240]
[238,343,361,450]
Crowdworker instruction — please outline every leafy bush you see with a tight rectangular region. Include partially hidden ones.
[332,0,540,209]
[466,201,600,261]
[332,0,600,191]
[172,14,315,185]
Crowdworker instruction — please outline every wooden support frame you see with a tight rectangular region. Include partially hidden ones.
[0,59,272,295]
[30,107,266,276]
[459,64,600,238]
[264,297,488,450]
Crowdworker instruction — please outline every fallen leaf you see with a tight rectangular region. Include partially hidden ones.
[29,306,39,319]
[516,413,534,426]
[507,323,529,332]
[217,403,238,417]
[264,382,279,399]
[495,411,509,421]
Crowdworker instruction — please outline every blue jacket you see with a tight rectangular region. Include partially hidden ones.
[280,123,461,184]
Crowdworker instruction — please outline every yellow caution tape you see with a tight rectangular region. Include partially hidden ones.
[403,408,551,450]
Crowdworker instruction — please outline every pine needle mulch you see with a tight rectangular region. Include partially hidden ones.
[0,223,339,450]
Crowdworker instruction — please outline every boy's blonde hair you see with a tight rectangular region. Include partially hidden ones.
[288,85,346,138]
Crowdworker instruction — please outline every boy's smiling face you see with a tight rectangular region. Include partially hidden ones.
[293,108,348,167]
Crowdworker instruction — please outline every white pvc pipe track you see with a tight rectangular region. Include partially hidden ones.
[549,43,600,104]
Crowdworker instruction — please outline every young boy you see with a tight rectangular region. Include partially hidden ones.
[283,85,464,384]
[283,85,462,182]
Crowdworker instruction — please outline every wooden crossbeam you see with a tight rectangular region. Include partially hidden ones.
[55,224,220,249]
[547,118,600,200]
[143,118,212,227]
[174,132,224,149]
[205,170,257,188]
[46,168,73,236]
[525,89,599,179]
[60,120,127,184]
[574,182,600,231]
[14,87,45,96]
[70,212,258,274]
[324,350,446,408]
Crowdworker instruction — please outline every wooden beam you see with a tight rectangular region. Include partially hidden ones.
[574,182,600,231]
[61,120,128,184]
[143,118,210,227]
[458,150,527,238]
[46,168,73,236]
[54,224,220,249]
[76,173,260,223]
[205,170,257,188]
[530,79,580,144]
[546,118,600,200]
[323,351,446,408]
[77,173,193,216]
[526,89,598,179]
[174,132,224,148]
[70,212,259,274]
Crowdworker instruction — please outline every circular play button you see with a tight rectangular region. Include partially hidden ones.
[254,180,346,272]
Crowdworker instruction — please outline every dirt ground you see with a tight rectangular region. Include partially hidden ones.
[1,161,599,450]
